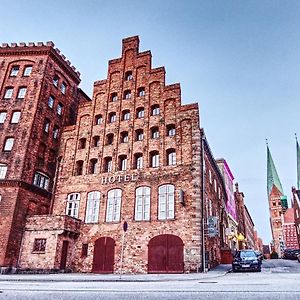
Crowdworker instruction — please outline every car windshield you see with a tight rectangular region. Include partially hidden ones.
[239,251,256,258]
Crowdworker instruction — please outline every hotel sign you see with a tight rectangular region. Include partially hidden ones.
[100,173,139,185]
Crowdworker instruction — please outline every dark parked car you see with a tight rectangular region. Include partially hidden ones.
[232,250,262,272]
[255,250,264,262]
[282,249,300,260]
[297,253,300,263]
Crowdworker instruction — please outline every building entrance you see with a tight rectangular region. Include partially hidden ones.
[92,237,115,273]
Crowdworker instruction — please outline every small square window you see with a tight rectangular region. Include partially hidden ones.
[33,238,46,253]
[23,66,32,77]
[10,66,19,77]
[17,87,27,99]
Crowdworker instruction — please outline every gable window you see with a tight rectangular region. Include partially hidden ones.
[89,159,98,174]
[151,127,159,139]
[151,104,160,116]
[122,110,130,121]
[134,153,143,169]
[125,71,133,81]
[120,131,129,143]
[75,160,84,176]
[23,66,32,77]
[93,136,100,147]
[66,193,80,218]
[57,103,63,116]
[4,87,13,99]
[106,189,122,222]
[158,184,175,220]
[17,87,27,99]
[135,186,150,221]
[166,124,176,137]
[33,172,49,190]
[0,112,7,124]
[10,66,19,77]
[111,92,118,102]
[53,75,59,87]
[124,90,131,100]
[118,155,127,171]
[85,191,100,223]
[136,107,144,118]
[167,149,176,166]
[137,87,145,97]
[104,157,112,172]
[150,151,159,168]
[108,112,117,123]
[48,95,55,108]
[106,133,114,145]
[95,114,103,125]
[0,163,8,179]
[44,119,50,133]
[33,238,46,253]
[3,137,14,151]
[53,126,59,139]
[60,82,66,94]
[135,129,144,141]
[11,111,21,124]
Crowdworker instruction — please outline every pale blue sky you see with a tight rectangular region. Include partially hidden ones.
[1,0,299,243]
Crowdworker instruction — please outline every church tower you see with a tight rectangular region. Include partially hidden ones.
[267,144,287,255]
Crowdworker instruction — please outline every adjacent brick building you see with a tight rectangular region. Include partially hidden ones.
[0,41,86,270]
[292,188,300,248]
[282,207,298,249]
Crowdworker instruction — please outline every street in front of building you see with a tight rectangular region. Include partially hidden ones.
[0,259,299,300]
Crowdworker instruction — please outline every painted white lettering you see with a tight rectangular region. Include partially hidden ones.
[109,176,116,183]
[101,177,108,184]
[124,174,130,182]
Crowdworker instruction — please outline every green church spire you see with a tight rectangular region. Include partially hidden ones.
[267,142,284,196]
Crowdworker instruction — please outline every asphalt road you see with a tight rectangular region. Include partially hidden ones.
[0,259,299,299]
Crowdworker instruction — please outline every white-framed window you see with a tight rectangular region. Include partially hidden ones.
[11,111,21,124]
[151,127,159,139]
[167,149,176,166]
[53,126,59,139]
[10,66,19,77]
[124,90,131,99]
[4,138,14,151]
[150,151,159,168]
[121,132,129,143]
[4,87,13,99]
[109,112,116,123]
[125,71,133,81]
[104,157,112,172]
[209,169,212,184]
[137,87,145,97]
[48,95,55,108]
[44,119,50,133]
[60,82,66,94]
[66,193,80,218]
[167,124,176,137]
[111,93,118,102]
[136,129,144,141]
[0,112,7,124]
[136,107,144,118]
[135,153,143,169]
[119,155,127,171]
[135,186,150,221]
[95,114,103,125]
[85,191,100,223]
[214,179,217,192]
[122,110,130,121]
[53,75,59,87]
[23,66,32,77]
[106,189,122,222]
[158,184,175,220]
[0,163,8,179]
[57,103,63,116]
[33,172,49,190]
[17,87,27,99]
[89,159,98,174]
[151,105,160,116]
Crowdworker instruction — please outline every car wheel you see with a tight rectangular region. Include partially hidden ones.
[232,266,236,272]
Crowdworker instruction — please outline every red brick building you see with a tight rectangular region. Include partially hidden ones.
[283,208,298,249]
[18,36,209,274]
[0,42,85,270]
[292,188,300,247]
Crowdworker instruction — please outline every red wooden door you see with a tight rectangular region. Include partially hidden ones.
[92,237,115,273]
[148,234,184,273]
[60,240,69,270]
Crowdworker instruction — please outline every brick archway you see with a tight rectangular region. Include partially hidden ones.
[148,234,184,273]
[92,237,115,273]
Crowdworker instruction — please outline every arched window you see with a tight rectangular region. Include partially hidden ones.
[85,191,100,223]
[158,184,175,220]
[151,127,159,139]
[125,71,133,81]
[134,153,143,169]
[0,163,8,179]
[89,158,98,174]
[167,149,176,166]
[75,160,84,175]
[122,110,130,121]
[108,112,117,123]
[136,107,144,118]
[78,138,86,149]
[120,131,129,143]
[166,124,176,137]
[135,129,144,141]
[106,133,114,145]
[111,92,118,102]
[104,157,112,172]
[93,136,100,147]
[135,186,150,221]
[150,151,159,168]
[124,90,132,100]
[95,114,103,125]
[66,193,80,218]
[118,155,127,171]
[106,189,122,222]
[137,87,145,97]
[151,104,160,116]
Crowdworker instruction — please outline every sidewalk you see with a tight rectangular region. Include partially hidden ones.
[0,264,231,282]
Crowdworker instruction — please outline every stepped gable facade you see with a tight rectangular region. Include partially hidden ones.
[19,36,205,274]
[0,41,85,269]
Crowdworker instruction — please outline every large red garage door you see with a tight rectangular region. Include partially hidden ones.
[148,234,184,273]
[92,237,115,273]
